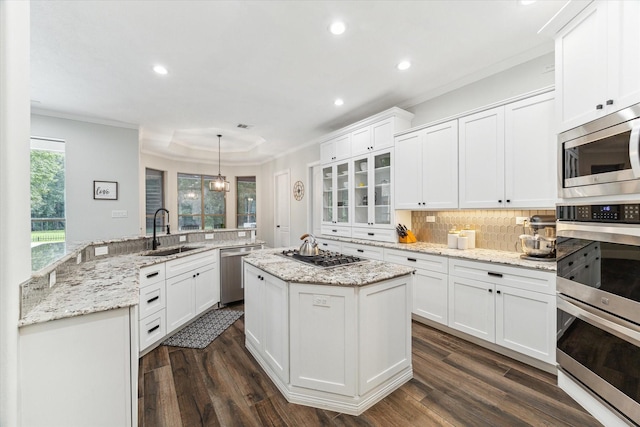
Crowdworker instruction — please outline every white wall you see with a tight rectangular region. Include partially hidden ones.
[139,152,261,235]
[0,2,31,425]
[31,115,140,244]
[259,143,320,248]
[408,52,555,127]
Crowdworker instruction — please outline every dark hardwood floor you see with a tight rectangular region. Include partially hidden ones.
[139,306,602,427]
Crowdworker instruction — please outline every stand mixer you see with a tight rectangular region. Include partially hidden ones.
[518,215,556,261]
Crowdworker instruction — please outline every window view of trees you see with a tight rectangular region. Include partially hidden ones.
[236,176,256,228]
[30,139,65,243]
[177,173,226,230]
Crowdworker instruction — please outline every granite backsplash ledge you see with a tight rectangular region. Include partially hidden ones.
[411,209,555,252]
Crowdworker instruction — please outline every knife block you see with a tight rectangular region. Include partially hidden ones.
[399,230,417,243]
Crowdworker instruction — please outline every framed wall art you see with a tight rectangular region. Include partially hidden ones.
[93,180,118,200]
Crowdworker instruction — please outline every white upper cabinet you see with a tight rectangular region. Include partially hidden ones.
[394,120,458,210]
[459,106,505,209]
[351,117,406,157]
[504,92,557,208]
[320,134,351,164]
[556,0,640,132]
[459,92,556,209]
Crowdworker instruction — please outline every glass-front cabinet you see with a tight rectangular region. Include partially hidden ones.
[322,161,350,225]
[353,151,393,228]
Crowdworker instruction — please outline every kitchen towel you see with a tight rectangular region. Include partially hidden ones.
[162,309,243,349]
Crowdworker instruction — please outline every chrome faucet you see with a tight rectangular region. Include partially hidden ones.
[152,208,170,250]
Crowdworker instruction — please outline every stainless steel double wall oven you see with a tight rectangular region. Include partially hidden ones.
[557,102,640,425]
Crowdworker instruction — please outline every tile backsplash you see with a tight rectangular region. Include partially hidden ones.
[411,209,555,252]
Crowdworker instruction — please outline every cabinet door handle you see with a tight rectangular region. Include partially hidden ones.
[357,249,364,253]
[596,104,604,110]
[197,272,200,276]
[487,272,503,278]
[147,296,159,304]
[488,288,493,293]
[332,229,337,233]
[146,272,159,279]
[498,200,502,203]
[569,275,575,280]
[322,243,328,246]
[568,261,574,266]
[496,290,501,295]
[276,225,280,228]
[506,199,511,203]
[148,325,160,334]
[585,265,589,269]
[407,257,417,262]
[606,99,614,105]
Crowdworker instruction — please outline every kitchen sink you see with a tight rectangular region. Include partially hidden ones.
[143,246,202,257]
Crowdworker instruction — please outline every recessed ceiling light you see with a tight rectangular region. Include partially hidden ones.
[334,98,344,106]
[397,61,411,71]
[329,21,346,35]
[153,65,168,75]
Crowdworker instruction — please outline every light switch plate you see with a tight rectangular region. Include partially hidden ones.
[205,234,214,240]
[95,246,109,256]
[238,231,246,237]
[179,235,187,242]
[426,216,436,223]
[111,210,128,218]
[49,270,56,288]
[312,294,330,307]
[516,216,529,225]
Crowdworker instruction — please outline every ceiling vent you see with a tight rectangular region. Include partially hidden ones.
[237,123,251,129]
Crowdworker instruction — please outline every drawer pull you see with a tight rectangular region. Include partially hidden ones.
[148,325,160,333]
[147,296,159,304]
[332,229,337,233]
[322,243,328,246]
[568,261,574,266]
[487,272,503,278]
[357,249,364,253]
[146,272,159,279]
[407,257,417,262]
[367,232,375,236]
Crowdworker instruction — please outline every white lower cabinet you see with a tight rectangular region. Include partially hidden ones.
[384,248,448,325]
[342,241,384,260]
[139,249,220,354]
[316,237,342,252]
[20,308,135,427]
[243,263,289,383]
[166,250,219,334]
[448,259,556,364]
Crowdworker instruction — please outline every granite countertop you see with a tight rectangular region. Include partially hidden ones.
[319,236,557,272]
[19,239,264,327]
[243,250,415,286]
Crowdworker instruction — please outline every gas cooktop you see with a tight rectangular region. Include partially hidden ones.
[280,249,363,268]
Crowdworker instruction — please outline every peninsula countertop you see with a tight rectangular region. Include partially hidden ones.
[242,250,415,286]
[19,239,264,327]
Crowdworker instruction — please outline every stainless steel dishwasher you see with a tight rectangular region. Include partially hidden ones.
[220,245,262,305]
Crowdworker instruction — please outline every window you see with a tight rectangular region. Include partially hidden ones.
[178,173,226,230]
[236,176,256,228]
[30,138,66,244]
[145,168,164,234]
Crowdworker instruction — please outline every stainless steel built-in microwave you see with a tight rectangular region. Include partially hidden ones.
[559,102,640,199]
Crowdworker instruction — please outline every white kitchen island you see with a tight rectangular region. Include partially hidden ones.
[242,250,415,416]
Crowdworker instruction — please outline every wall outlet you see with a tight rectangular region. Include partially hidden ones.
[205,233,214,240]
[312,294,330,307]
[516,216,529,225]
[179,235,187,242]
[426,216,436,223]
[76,253,82,264]
[48,270,56,288]
[111,210,128,218]
[238,231,246,237]
[95,246,109,256]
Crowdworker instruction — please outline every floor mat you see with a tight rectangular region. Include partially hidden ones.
[162,309,243,349]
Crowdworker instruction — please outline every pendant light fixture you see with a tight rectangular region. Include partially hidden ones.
[209,134,230,192]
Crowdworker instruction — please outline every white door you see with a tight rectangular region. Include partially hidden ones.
[274,169,290,248]
[311,164,322,236]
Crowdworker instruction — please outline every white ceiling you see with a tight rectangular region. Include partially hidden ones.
[30,0,566,165]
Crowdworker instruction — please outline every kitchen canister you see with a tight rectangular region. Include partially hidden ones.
[457,231,469,250]
[447,228,459,249]
[463,224,476,249]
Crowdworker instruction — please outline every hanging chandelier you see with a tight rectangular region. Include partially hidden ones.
[209,134,230,192]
